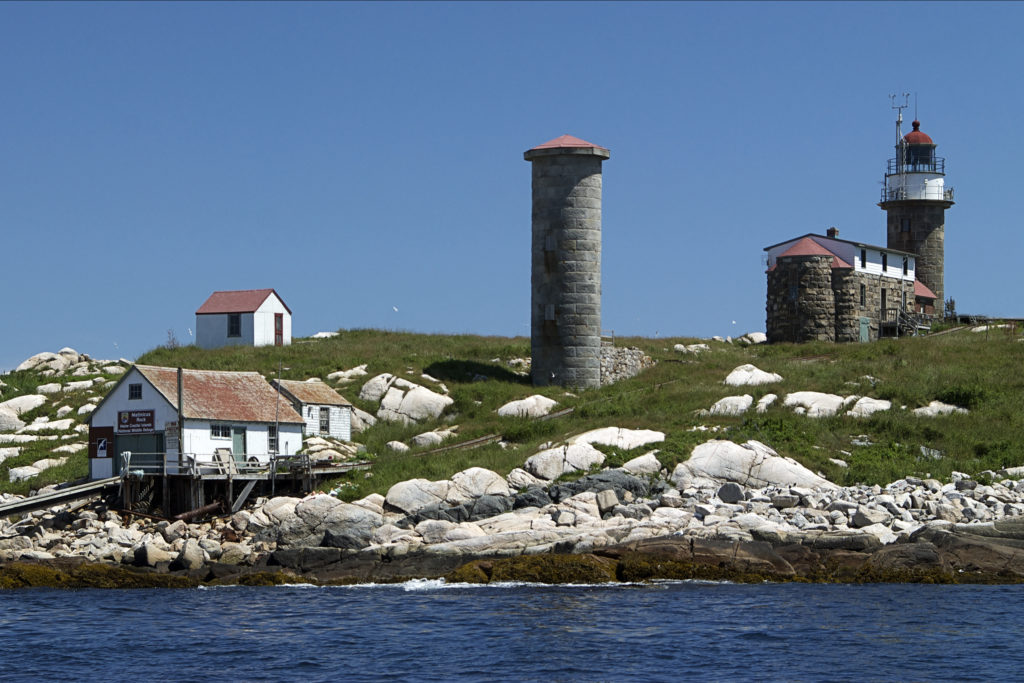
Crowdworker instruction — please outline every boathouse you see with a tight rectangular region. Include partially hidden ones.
[87,364,304,481]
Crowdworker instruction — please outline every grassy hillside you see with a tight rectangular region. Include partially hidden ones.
[125,326,1024,501]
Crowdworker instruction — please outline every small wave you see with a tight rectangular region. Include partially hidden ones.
[402,578,447,591]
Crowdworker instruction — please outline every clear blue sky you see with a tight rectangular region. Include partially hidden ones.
[2,2,1020,371]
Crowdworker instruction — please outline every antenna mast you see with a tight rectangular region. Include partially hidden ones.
[890,92,910,191]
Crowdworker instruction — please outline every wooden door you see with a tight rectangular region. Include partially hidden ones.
[274,313,284,346]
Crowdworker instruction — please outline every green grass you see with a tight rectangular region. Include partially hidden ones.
[4,326,1023,499]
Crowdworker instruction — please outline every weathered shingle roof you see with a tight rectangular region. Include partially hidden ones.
[135,365,304,424]
[195,289,291,315]
[273,380,352,407]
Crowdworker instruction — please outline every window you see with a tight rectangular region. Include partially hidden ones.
[128,383,142,400]
[903,257,909,276]
[227,313,241,338]
[901,217,911,233]
[882,253,888,272]
[319,407,330,435]
[211,424,231,439]
[268,425,277,454]
[859,284,866,307]
[860,249,866,269]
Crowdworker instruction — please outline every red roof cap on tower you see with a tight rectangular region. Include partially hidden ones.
[904,120,934,145]
[529,134,607,152]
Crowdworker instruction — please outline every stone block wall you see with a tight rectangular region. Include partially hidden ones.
[883,200,950,314]
[528,152,605,389]
[599,347,655,386]
[768,257,916,343]
[766,255,836,343]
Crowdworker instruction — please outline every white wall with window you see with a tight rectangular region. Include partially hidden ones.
[299,403,352,441]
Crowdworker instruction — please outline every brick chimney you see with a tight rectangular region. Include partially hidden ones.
[826,226,839,238]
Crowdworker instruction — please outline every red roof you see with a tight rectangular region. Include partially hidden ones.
[135,365,304,424]
[774,237,852,269]
[904,120,934,145]
[529,134,608,152]
[196,289,291,315]
[914,280,937,299]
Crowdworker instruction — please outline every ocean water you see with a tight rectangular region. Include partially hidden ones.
[2,581,1021,682]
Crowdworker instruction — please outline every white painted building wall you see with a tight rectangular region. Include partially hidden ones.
[298,404,352,442]
[765,237,916,284]
[196,312,256,349]
[195,294,291,349]
[884,172,948,201]
[253,296,292,347]
[89,367,303,478]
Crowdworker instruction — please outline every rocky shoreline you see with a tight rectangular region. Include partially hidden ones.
[5,429,1024,588]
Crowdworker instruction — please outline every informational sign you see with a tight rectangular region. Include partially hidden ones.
[96,438,108,458]
[165,421,179,451]
[117,410,155,433]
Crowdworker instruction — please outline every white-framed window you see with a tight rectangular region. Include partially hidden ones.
[227,313,242,338]
[268,425,277,454]
[319,407,330,435]
[860,249,866,269]
[129,383,142,400]
[882,253,888,272]
[903,257,909,276]
[211,424,231,439]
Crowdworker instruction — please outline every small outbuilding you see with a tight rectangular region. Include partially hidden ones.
[272,379,353,442]
[87,365,305,480]
[195,289,292,349]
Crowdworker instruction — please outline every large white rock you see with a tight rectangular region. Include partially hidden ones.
[15,352,58,372]
[53,443,87,454]
[756,394,778,413]
[8,466,40,482]
[0,408,25,432]
[620,452,662,475]
[709,395,753,416]
[385,478,450,515]
[737,332,768,345]
[674,343,710,354]
[568,427,665,451]
[724,364,783,386]
[912,401,969,417]
[447,467,511,504]
[31,457,68,471]
[847,397,892,418]
[378,385,453,424]
[18,419,75,433]
[359,373,395,402]
[350,406,377,432]
[0,395,46,416]
[506,467,545,490]
[783,391,845,418]
[36,383,62,395]
[524,443,605,481]
[672,439,836,490]
[497,395,558,418]
[328,364,369,382]
[0,447,20,463]
[62,380,93,392]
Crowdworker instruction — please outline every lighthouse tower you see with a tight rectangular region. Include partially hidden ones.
[879,104,954,314]
[524,134,609,389]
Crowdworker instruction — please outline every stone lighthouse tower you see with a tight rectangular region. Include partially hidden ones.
[879,109,954,314]
[524,134,609,389]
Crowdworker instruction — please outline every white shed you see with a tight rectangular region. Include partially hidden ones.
[272,379,353,442]
[87,365,304,480]
[195,289,292,349]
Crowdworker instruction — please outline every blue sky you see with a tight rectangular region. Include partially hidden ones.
[2,2,1020,371]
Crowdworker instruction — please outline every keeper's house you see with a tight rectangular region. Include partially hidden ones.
[195,289,292,349]
[87,365,304,480]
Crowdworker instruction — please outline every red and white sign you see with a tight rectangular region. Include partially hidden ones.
[118,410,155,433]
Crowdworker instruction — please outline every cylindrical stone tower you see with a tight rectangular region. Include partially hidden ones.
[524,134,609,389]
[879,118,954,314]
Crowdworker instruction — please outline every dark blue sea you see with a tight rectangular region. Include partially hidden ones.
[2,580,1020,682]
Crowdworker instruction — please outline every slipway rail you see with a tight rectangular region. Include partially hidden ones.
[0,476,120,519]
